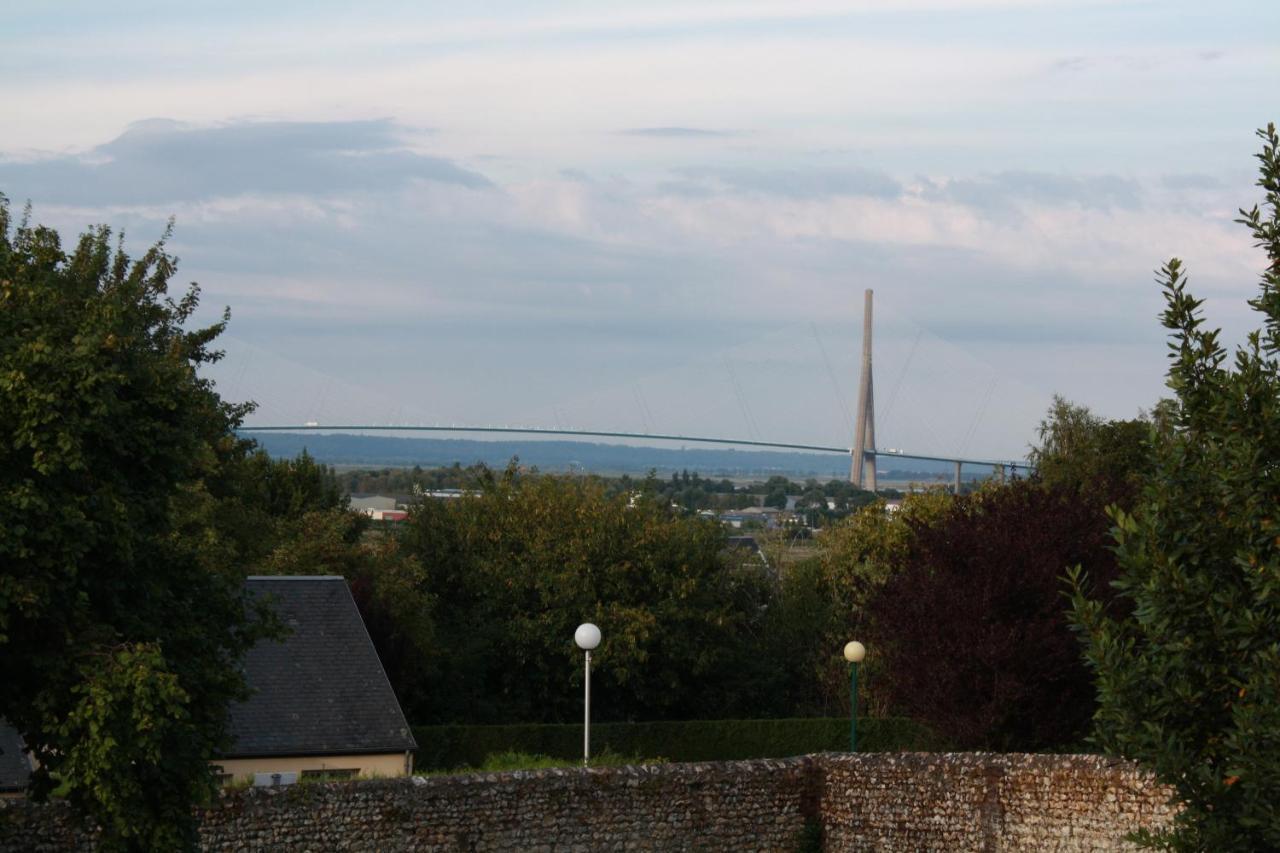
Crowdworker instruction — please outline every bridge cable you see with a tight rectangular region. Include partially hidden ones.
[722,357,762,441]
[810,323,854,430]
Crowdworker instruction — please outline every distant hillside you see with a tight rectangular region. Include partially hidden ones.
[244,432,973,480]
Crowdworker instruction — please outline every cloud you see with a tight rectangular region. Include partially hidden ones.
[0,118,490,206]
[923,171,1142,215]
[671,165,902,200]
[1161,173,1223,190]
[620,127,738,138]
[7,116,1259,460]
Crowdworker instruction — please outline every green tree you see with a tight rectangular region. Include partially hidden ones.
[256,508,436,716]
[808,490,953,714]
[400,464,774,724]
[177,444,349,577]
[0,203,271,850]
[1029,394,1155,504]
[1069,124,1280,849]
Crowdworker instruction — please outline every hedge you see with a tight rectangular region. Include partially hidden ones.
[411,717,944,771]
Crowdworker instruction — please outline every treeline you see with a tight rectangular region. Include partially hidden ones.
[342,465,884,525]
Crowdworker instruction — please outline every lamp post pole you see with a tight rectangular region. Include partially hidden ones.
[844,641,866,752]
[575,623,602,767]
[583,649,591,765]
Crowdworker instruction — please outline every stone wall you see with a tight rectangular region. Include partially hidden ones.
[821,753,1178,851]
[0,753,1176,852]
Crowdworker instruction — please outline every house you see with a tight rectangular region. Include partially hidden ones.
[216,576,417,785]
[0,576,416,796]
[0,722,32,799]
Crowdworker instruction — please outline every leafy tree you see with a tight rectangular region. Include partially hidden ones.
[806,490,953,714]
[0,203,272,849]
[869,480,1120,750]
[177,445,349,577]
[757,557,844,716]
[256,508,436,716]
[1069,124,1280,849]
[1029,394,1155,504]
[399,464,774,724]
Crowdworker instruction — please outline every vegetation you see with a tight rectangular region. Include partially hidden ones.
[1069,124,1280,849]
[409,716,943,771]
[395,465,778,723]
[421,748,660,775]
[341,464,881,526]
[0,202,276,850]
[1029,394,1157,505]
[868,479,1121,751]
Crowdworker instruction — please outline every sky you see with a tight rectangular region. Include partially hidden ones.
[3,1,1277,461]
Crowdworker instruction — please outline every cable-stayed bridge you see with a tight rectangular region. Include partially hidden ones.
[237,291,1036,492]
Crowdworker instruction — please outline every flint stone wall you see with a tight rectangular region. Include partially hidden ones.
[820,753,1178,851]
[0,753,1176,852]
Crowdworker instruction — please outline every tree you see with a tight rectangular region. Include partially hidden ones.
[1069,124,1280,849]
[807,490,953,715]
[256,508,435,717]
[0,203,271,850]
[398,464,775,724]
[1029,394,1155,505]
[868,479,1120,750]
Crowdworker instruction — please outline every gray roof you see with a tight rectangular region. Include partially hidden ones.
[0,722,31,793]
[227,576,417,758]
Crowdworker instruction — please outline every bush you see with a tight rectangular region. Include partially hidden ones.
[868,479,1120,751]
[1069,124,1280,850]
[410,716,942,771]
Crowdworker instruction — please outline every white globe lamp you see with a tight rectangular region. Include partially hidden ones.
[575,622,601,651]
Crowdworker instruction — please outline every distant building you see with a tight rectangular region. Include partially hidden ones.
[725,535,770,569]
[349,495,399,513]
[365,509,409,522]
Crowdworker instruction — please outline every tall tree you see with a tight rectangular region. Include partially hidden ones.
[1070,124,1280,849]
[0,203,270,850]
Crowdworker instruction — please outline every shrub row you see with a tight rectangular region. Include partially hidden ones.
[411,717,943,771]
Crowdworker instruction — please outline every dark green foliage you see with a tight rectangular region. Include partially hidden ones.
[255,507,435,711]
[399,464,778,723]
[0,203,272,849]
[177,445,350,576]
[410,716,943,770]
[869,479,1120,751]
[1069,124,1280,850]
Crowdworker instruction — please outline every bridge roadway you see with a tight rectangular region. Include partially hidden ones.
[237,424,1033,472]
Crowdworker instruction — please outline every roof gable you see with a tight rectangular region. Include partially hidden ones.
[228,576,417,758]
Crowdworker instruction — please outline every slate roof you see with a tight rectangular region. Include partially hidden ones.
[0,721,32,793]
[227,576,417,758]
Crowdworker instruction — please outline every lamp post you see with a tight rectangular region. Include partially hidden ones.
[844,641,866,752]
[575,623,601,767]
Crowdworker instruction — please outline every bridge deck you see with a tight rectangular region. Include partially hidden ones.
[238,425,1032,470]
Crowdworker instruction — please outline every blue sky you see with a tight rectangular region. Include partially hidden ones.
[2,1,1277,459]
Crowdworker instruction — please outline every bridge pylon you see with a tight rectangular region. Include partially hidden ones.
[850,289,877,491]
